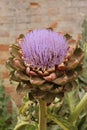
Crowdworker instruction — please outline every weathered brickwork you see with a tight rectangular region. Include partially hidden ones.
[0,0,87,106]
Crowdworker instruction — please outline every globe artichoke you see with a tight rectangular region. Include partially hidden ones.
[6,29,84,103]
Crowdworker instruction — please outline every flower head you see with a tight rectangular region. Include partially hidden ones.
[20,29,68,70]
[7,29,84,102]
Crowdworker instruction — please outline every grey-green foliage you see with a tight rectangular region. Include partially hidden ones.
[0,80,13,130]
[78,44,87,88]
[14,84,87,130]
[82,18,87,44]
[0,80,18,130]
[78,18,87,89]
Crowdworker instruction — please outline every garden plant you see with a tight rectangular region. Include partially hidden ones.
[6,18,87,130]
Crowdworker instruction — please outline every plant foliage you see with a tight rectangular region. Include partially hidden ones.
[0,80,14,130]
[13,18,87,130]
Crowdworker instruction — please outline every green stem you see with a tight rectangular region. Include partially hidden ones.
[69,93,87,122]
[38,99,47,130]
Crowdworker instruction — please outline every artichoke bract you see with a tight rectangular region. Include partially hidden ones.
[6,29,84,103]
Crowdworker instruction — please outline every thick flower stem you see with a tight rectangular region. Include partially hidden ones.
[38,99,47,130]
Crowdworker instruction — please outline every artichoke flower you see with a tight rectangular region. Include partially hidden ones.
[6,29,84,103]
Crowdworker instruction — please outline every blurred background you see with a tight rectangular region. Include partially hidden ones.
[0,0,87,108]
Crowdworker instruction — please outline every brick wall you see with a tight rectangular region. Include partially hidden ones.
[0,0,87,107]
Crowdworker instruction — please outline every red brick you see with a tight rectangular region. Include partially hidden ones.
[0,59,6,64]
[0,31,9,37]
[5,85,24,107]
[2,71,9,79]
[48,9,57,15]
[30,2,40,8]
[7,101,12,113]
[50,22,58,29]
[0,44,9,51]
[77,33,82,40]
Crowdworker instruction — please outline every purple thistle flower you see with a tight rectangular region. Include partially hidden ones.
[20,29,68,70]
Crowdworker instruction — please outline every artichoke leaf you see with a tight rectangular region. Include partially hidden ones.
[14,71,30,81]
[9,44,20,58]
[29,76,45,86]
[48,113,78,130]
[66,48,84,70]
[53,66,82,85]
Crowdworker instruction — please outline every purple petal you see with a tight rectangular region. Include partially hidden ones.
[20,29,68,70]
